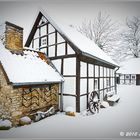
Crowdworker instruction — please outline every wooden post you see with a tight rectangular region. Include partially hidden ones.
[98,66,100,96]
[39,27,41,51]
[87,63,89,109]
[61,58,64,75]
[55,30,57,57]
[65,42,68,55]
[103,67,104,98]
[130,74,131,84]
[94,65,95,91]
[46,23,49,56]
[76,57,80,112]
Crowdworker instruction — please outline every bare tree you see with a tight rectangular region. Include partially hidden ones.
[121,16,140,58]
[77,11,118,52]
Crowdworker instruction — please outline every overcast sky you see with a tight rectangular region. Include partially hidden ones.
[0,0,140,44]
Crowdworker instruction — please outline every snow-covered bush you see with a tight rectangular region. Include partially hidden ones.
[0,119,12,130]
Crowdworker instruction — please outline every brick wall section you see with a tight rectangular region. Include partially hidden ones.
[0,66,59,126]
[5,21,23,52]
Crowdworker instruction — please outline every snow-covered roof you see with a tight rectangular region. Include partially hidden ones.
[117,58,140,74]
[25,10,118,68]
[0,41,63,86]
[57,24,118,67]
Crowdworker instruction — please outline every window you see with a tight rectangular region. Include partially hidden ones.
[131,75,136,79]
[125,75,130,79]
[41,38,47,46]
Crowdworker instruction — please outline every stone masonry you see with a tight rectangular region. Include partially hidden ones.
[0,66,59,126]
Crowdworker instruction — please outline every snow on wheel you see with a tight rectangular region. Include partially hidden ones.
[88,91,100,114]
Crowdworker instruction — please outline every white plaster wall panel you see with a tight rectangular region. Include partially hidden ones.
[80,96,87,111]
[63,77,76,94]
[57,43,65,56]
[80,62,87,77]
[80,79,87,94]
[63,58,76,75]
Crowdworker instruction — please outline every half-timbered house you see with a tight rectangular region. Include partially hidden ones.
[117,58,140,85]
[0,21,63,125]
[25,10,119,112]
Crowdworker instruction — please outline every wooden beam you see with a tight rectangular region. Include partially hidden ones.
[103,67,105,98]
[94,64,95,91]
[25,12,43,47]
[49,54,76,60]
[39,27,41,50]
[55,30,57,57]
[87,63,89,109]
[33,31,55,40]
[61,58,64,75]
[46,23,49,56]
[39,41,65,50]
[76,56,80,112]
[58,93,76,97]
[65,42,68,55]
[98,66,100,96]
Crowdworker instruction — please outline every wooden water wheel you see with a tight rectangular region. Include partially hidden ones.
[88,91,100,114]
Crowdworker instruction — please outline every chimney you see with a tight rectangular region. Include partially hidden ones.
[5,21,23,52]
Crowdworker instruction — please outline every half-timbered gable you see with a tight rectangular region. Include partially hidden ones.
[25,10,119,112]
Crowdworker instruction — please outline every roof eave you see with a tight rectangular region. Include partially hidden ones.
[82,52,119,68]
[12,80,63,88]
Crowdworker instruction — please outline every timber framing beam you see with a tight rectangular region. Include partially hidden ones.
[76,56,80,112]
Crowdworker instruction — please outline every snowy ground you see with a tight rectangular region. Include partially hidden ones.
[0,85,140,139]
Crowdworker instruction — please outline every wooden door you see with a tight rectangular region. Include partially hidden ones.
[136,75,140,85]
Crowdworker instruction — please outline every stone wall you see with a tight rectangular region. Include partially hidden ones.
[0,66,59,126]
